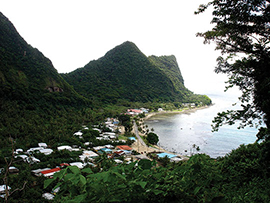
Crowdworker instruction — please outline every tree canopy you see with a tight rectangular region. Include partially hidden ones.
[147,132,159,145]
[196,0,270,141]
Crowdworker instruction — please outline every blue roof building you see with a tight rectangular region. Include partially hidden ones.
[157,152,177,159]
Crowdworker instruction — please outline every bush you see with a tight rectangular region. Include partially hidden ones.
[146,132,159,145]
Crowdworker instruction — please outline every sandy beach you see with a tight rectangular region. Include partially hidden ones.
[143,105,210,121]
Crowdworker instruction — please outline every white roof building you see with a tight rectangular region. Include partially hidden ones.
[31,168,51,176]
[57,145,72,151]
[69,162,85,169]
[14,149,23,154]
[38,143,47,148]
[27,147,44,154]
[74,131,83,139]
[114,159,123,164]
[0,185,11,193]
[42,193,55,200]
[28,156,40,164]
[15,154,28,161]
[170,157,183,163]
[105,144,114,149]
[93,146,105,151]
[80,150,98,162]
[0,185,11,199]
[39,148,53,155]
[93,128,101,133]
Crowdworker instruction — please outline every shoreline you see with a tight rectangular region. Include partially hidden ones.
[144,105,211,121]
[132,105,211,159]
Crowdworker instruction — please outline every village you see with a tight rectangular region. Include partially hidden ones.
[0,108,189,200]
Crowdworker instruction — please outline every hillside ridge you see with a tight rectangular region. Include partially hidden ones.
[61,41,210,105]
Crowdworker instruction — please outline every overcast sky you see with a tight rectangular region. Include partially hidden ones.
[1,0,239,96]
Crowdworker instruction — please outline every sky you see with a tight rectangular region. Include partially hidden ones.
[1,0,239,96]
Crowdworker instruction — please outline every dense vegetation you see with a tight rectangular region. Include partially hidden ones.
[1,0,270,201]
[61,41,211,106]
[45,142,270,202]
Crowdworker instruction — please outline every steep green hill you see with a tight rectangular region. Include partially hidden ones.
[0,12,86,105]
[62,41,208,105]
[148,55,185,92]
[0,12,90,144]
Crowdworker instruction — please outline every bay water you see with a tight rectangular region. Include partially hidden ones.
[145,93,260,158]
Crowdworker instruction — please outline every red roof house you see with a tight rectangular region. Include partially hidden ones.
[41,168,61,177]
[116,145,132,151]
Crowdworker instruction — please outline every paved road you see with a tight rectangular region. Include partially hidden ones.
[133,121,147,146]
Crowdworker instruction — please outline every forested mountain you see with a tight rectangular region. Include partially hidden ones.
[61,41,211,105]
[148,55,185,92]
[1,2,270,201]
[0,10,210,146]
[0,12,90,146]
[0,12,86,104]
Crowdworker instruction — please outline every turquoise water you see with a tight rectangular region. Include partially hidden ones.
[145,93,260,158]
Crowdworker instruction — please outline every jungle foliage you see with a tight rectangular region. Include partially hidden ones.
[146,132,159,145]
[45,142,270,203]
[196,0,270,141]
[61,41,211,106]
[1,3,270,201]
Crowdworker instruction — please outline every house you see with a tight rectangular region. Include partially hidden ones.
[40,168,61,178]
[27,147,44,154]
[15,155,40,164]
[104,144,114,149]
[93,128,102,133]
[57,145,72,151]
[31,168,51,177]
[38,143,47,148]
[128,137,136,141]
[114,150,125,157]
[127,109,143,115]
[93,146,105,151]
[71,148,81,152]
[116,145,132,151]
[15,154,28,161]
[109,135,117,139]
[60,163,69,168]
[99,148,112,154]
[170,157,183,162]
[140,108,149,113]
[28,156,40,164]
[113,120,119,125]
[42,193,55,200]
[14,148,23,154]
[123,150,132,156]
[134,154,149,160]
[103,132,116,136]
[0,185,11,198]
[69,162,85,169]
[79,150,98,162]
[114,159,123,164]
[182,103,196,108]
[74,131,83,139]
[39,148,53,155]
[9,166,19,173]
[101,133,117,139]
[157,152,177,159]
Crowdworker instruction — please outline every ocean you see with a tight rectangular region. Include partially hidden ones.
[145,93,260,158]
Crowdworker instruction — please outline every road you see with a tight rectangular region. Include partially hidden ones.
[133,121,147,146]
